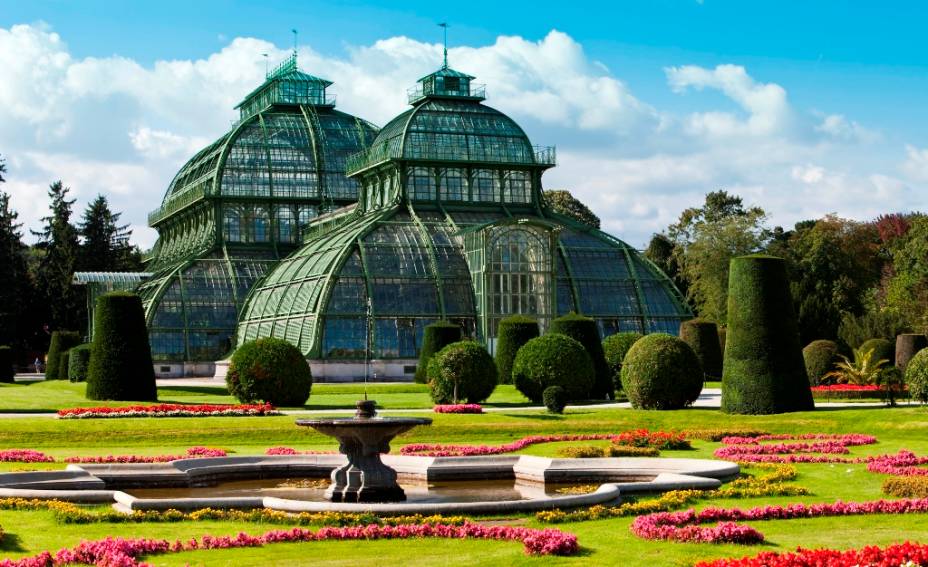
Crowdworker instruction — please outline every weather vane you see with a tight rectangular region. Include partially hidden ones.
[291,28,298,55]
[438,22,449,68]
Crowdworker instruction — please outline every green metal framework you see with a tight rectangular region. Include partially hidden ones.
[73,272,153,340]
[237,65,691,360]
[138,55,378,362]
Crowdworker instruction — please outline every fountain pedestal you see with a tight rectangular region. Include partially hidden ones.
[296,401,431,503]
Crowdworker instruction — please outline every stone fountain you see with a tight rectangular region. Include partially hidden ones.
[295,400,431,502]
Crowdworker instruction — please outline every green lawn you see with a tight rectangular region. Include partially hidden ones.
[0,383,927,565]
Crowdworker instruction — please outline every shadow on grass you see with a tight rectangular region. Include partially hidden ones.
[157,385,230,396]
[0,532,26,553]
[499,413,564,421]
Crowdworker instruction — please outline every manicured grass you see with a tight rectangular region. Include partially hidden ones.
[1,390,927,565]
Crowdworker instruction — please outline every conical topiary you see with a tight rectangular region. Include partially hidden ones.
[721,255,814,414]
[679,318,723,379]
[86,292,157,401]
[68,344,92,382]
[549,313,612,399]
[0,346,13,383]
[46,330,81,380]
[896,334,928,374]
[494,315,539,384]
[415,321,462,384]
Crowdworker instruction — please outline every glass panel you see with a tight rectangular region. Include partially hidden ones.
[322,317,367,358]
[406,166,436,201]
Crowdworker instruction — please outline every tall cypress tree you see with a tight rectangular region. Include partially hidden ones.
[31,181,81,333]
[78,194,141,272]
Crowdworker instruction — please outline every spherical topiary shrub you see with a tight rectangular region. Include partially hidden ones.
[494,315,539,385]
[46,330,81,381]
[803,339,842,386]
[0,346,13,383]
[543,385,568,414]
[602,332,643,391]
[620,333,703,410]
[721,255,814,414]
[860,338,895,367]
[58,351,71,380]
[512,334,594,403]
[905,348,928,404]
[896,334,928,373]
[68,344,92,383]
[679,319,723,379]
[427,341,497,404]
[550,313,611,399]
[415,322,462,384]
[85,292,157,401]
[227,337,312,406]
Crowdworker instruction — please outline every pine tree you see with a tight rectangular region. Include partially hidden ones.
[78,195,141,272]
[32,181,81,332]
[0,185,33,347]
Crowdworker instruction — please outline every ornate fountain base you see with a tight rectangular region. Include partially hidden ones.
[296,400,432,503]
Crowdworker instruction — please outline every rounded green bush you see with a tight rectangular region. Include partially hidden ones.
[896,334,928,373]
[68,344,92,383]
[860,338,895,367]
[679,318,723,379]
[803,339,841,386]
[721,255,814,414]
[0,346,13,383]
[620,333,703,410]
[46,330,81,381]
[58,351,71,380]
[86,293,157,401]
[543,385,568,414]
[494,315,539,385]
[427,341,497,404]
[512,334,593,403]
[550,313,611,398]
[227,337,313,406]
[602,332,643,391]
[904,348,928,403]
[415,322,462,384]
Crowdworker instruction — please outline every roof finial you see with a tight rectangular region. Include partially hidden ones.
[262,53,269,78]
[438,22,449,69]
[291,28,298,57]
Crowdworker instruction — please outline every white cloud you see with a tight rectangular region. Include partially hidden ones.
[903,145,928,182]
[816,114,880,143]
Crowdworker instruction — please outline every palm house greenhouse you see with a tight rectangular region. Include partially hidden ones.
[233,63,691,381]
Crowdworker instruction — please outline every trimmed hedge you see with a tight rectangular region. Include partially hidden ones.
[427,341,497,404]
[494,316,539,385]
[85,292,157,401]
[512,334,594,403]
[602,332,643,391]
[227,337,312,407]
[718,327,727,357]
[860,338,895,367]
[679,319,723,379]
[58,351,71,380]
[0,346,12,383]
[415,322,462,384]
[550,313,611,398]
[905,348,928,404]
[896,334,928,373]
[543,385,568,414]
[620,333,703,409]
[721,255,814,414]
[68,344,92,383]
[46,330,81,381]
[803,339,841,386]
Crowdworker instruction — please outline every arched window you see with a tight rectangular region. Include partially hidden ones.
[405,167,435,201]
[298,205,317,228]
[253,206,270,243]
[485,226,552,340]
[223,206,242,242]
[503,170,531,204]
[276,206,297,243]
[440,168,467,201]
[472,169,500,202]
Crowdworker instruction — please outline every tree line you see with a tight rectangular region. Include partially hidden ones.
[0,153,142,358]
[645,190,926,347]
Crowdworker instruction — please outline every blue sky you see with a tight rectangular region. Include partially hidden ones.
[1,0,926,247]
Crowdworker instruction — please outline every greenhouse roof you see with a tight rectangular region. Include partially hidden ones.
[72,272,153,284]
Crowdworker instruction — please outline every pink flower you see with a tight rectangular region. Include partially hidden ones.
[432,404,483,414]
[57,403,279,419]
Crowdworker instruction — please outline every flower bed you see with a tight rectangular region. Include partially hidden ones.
[0,523,579,565]
[401,429,690,457]
[867,450,928,476]
[630,497,928,544]
[883,476,928,498]
[264,447,334,456]
[432,404,483,414]
[0,450,54,463]
[57,403,279,419]
[714,433,878,464]
[64,446,227,464]
[556,445,660,458]
[695,541,928,567]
